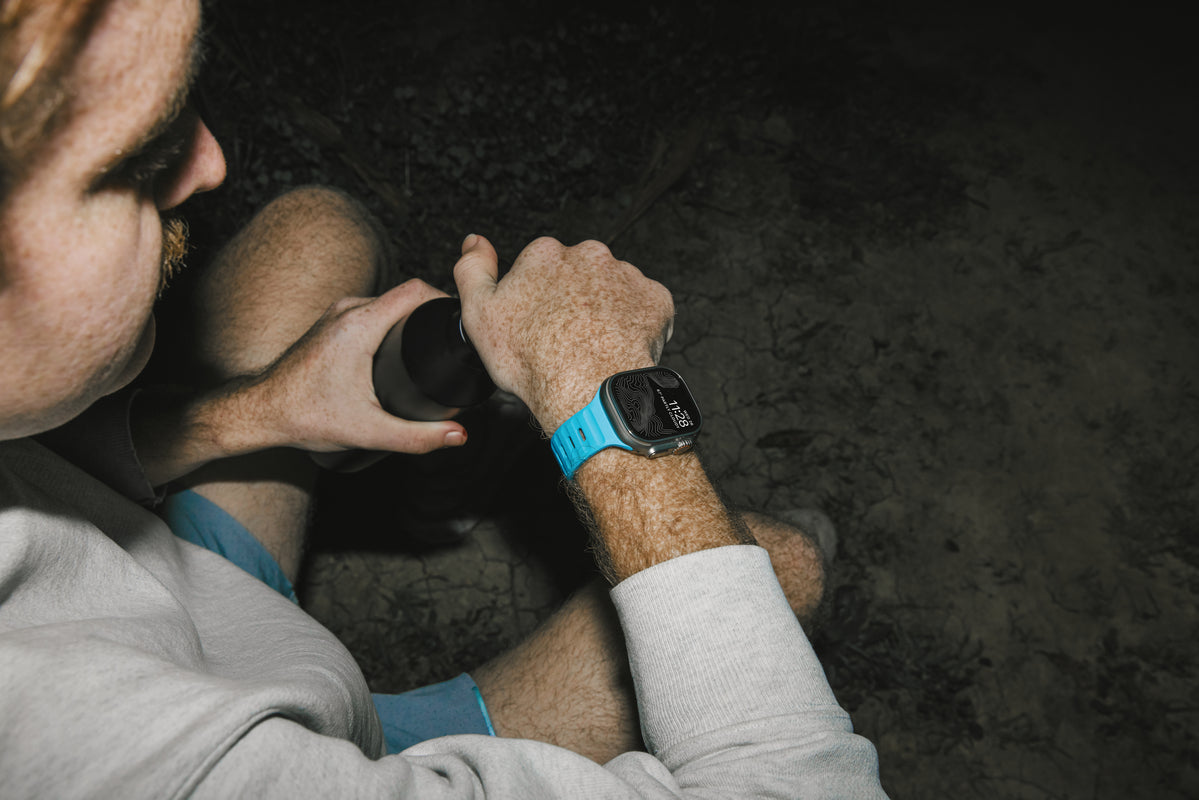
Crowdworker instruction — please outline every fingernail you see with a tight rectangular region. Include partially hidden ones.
[461,233,479,252]
[445,430,467,447]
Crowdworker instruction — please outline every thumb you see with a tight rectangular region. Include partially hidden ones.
[453,233,499,306]
[368,412,468,455]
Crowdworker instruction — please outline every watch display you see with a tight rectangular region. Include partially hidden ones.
[601,366,702,445]
[550,366,702,479]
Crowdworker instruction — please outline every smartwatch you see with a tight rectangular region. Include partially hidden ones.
[550,366,702,479]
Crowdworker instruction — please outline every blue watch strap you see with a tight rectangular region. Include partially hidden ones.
[550,387,632,479]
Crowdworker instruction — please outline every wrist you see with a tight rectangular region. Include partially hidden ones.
[572,450,754,583]
[210,372,290,455]
[131,377,276,487]
[528,356,657,436]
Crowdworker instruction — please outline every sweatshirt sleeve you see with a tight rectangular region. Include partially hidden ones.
[190,546,887,799]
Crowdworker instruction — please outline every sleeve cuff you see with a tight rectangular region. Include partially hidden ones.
[33,387,163,506]
[609,545,849,756]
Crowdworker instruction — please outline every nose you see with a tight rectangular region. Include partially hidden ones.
[156,113,227,211]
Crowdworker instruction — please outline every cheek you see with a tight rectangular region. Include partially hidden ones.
[98,200,163,306]
[0,162,163,434]
[5,198,162,400]
[97,203,163,360]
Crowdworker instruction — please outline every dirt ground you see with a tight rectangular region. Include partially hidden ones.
[177,2,1198,797]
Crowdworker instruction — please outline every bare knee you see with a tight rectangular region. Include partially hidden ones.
[252,185,389,297]
[190,185,391,379]
[741,510,830,629]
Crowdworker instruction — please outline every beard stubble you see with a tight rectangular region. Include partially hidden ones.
[158,214,189,297]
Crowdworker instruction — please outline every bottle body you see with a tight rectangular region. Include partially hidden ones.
[311,297,495,472]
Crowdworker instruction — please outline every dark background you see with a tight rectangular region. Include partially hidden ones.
[171,2,1199,796]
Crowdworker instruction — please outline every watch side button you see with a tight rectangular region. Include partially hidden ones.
[646,439,694,459]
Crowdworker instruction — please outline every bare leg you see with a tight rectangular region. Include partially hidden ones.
[175,186,386,583]
[473,509,830,763]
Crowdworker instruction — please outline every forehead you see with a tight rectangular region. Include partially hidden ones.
[63,0,199,150]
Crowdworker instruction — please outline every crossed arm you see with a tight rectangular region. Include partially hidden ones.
[63,230,885,797]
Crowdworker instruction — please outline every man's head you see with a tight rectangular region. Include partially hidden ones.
[0,0,225,439]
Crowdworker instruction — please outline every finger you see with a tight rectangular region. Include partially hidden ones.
[452,233,500,306]
[326,296,373,316]
[365,414,468,455]
[355,279,449,343]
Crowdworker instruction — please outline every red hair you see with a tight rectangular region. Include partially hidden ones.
[0,0,106,187]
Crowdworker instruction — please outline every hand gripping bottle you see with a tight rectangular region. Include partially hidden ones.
[311,297,496,472]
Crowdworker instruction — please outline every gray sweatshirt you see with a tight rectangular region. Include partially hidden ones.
[0,438,886,798]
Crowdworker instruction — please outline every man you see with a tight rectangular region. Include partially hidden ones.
[0,0,887,796]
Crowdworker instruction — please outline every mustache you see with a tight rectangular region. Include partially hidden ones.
[159,215,190,297]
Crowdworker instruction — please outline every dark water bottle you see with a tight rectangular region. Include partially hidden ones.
[311,297,496,472]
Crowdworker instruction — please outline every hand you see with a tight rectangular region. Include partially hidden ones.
[453,235,674,433]
[453,235,746,584]
[132,280,467,488]
[242,279,468,454]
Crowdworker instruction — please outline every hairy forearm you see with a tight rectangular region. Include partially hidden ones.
[528,357,752,584]
[130,380,269,488]
[571,449,756,584]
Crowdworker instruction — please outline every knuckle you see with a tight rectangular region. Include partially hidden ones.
[395,278,446,304]
[575,239,613,259]
[329,296,365,315]
[650,282,674,319]
[510,237,556,267]
[524,236,563,258]
[398,277,435,294]
[654,280,674,306]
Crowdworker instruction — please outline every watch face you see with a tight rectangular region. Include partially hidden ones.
[604,367,702,443]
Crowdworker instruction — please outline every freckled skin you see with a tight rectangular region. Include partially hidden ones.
[455,236,673,434]
[0,0,225,439]
[452,234,754,583]
[0,2,829,768]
